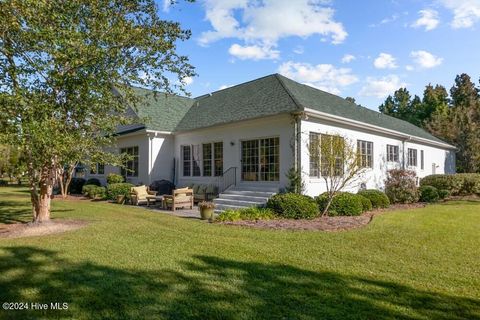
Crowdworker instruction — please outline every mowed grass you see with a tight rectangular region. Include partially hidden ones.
[0,187,479,320]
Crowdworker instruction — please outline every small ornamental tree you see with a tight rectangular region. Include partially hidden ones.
[384,169,419,204]
[0,0,195,222]
[308,133,366,216]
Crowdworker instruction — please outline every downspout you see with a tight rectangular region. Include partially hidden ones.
[292,112,303,192]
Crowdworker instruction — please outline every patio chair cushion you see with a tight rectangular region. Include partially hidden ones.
[206,184,218,195]
[132,185,148,199]
[197,185,207,194]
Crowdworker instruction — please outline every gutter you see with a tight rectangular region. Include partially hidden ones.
[303,108,456,150]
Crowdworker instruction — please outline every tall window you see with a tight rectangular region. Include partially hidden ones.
[182,142,223,177]
[202,144,212,176]
[260,137,280,181]
[309,133,344,177]
[309,132,320,177]
[386,145,399,162]
[420,150,424,170]
[90,163,105,175]
[120,146,139,177]
[214,142,223,176]
[182,145,191,176]
[357,140,373,168]
[408,148,418,167]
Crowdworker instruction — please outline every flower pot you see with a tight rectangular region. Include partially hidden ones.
[116,195,126,204]
[200,207,214,220]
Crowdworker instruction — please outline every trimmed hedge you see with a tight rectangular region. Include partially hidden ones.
[419,185,439,203]
[107,173,124,184]
[420,173,480,196]
[316,192,364,216]
[438,189,450,200]
[358,195,373,212]
[217,207,276,222]
[266,193,318,219]
[106,183,134,200]
[357,189,390,209]
[83,185,106,199]
[85,178,102,186]
[385,170,419,204]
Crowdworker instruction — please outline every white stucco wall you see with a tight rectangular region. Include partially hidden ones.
[300,117,456,197]
[174,115,295,189]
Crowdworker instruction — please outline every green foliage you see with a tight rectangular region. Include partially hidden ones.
[68,178,86,195]
[106,173,124,185]
[285,167,305,194]
[82,184,97,197]
[419,186,440,203]
[357,189,390,209]
[385,170,419,204]
[0,0,195,221]
[421,174,480,196]
[106,183,134,201]
[267,193,318,219]
[316,192,364,216]
[83,185,106,199]
[217,207,276,222]
[358,195,373,212]
[438,189,450,200]
[85,178,102,187]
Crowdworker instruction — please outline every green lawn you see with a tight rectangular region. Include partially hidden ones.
[0,187,479,320]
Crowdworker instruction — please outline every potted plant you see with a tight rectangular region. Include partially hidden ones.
[198,201,215,221]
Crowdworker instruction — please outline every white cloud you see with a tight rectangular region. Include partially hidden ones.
[438,0,480,28]
[341,54,356,64]
[228,44,280,60]
[410,50,443,68]
[181,76,194,86]
[162,0,172,12]
[373,53,397,69]
[278,61,358,95]
[293,46,304,55]
[359,75,406,99]
[199,0,347,60]
[411,9,440,31]
[406,65,414,71]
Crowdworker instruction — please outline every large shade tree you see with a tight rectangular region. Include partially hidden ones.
[0,0,195,222]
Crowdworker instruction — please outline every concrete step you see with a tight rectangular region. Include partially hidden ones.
[222,190,276,197]
[219,194,270,202]
[213,198,266,207]
[231,185,279,193]
[214,203,251,212]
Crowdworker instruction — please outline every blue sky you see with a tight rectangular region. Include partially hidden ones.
[160,0,480,110]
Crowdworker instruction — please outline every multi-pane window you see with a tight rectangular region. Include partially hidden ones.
[386,145,399,162]
[260,137,280,181]
[357,140,373,168]
[182,145,191,176]
[309,133,320,177]
[90,163,105,175]
[241,140,259,181]
[120,146,139,177]
[202,144,212,176]
[309,133,344,177]
[192,145,201,176]
[182,142,223,177]
[420,150,424,170]
[408,148,418,167]
[214,142,223,176]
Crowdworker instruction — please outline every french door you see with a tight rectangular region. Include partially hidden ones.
[241,137,279,181]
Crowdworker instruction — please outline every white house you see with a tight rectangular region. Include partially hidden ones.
[85,74,456,210]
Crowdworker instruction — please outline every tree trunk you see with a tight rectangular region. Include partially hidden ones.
[31,165,56,223]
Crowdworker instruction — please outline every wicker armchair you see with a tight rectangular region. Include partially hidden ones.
[130,185,157,206]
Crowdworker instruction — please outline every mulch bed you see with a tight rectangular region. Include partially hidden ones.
[0,219,89,239]
[219,203,427,232]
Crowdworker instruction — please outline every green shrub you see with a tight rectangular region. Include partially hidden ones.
[266,193,318,219]
[385,170,419,204]
[420,173,480,196]
[68,178,86,194]
[327,193,364,216]
[358,195,373,212]
[419,185,439,203]
[82,184,97,196]
[85,178,101,186]
[90,186,106,199]
[357,189,390,209]
[217,207,276,222]
[106,183,134,200]
[438,189,450,200]
[106,173,124,184]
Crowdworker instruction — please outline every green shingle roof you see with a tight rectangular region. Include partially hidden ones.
[117,86,194,134]
[125,74,453,148]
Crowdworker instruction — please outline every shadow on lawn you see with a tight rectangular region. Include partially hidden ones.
[0,247,478,320]
[0,201,73,224]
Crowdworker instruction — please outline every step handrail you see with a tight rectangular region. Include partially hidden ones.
[218,167,237,193]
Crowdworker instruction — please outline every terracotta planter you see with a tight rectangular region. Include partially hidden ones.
[116,195,126,204]
[200,207,214,220]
